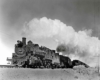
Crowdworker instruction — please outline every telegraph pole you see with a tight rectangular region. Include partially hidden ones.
[98,54,100,75]
[95,55,100,76]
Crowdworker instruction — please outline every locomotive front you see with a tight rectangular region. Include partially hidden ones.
[12,37,27,66]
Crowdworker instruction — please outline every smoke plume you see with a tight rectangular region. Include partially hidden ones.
[23,17,100,67]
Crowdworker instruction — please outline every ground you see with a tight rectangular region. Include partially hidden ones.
[0,66,100,80]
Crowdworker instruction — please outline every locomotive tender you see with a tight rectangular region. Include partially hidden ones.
[7,37,89,68]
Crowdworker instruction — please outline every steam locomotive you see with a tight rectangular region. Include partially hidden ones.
[7,37,89,68]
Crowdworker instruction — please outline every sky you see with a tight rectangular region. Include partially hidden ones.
[0,0,100,67]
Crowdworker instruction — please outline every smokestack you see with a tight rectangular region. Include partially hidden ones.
[22,37,26,45]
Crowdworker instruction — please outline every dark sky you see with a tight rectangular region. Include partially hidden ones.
[0,0,100,48]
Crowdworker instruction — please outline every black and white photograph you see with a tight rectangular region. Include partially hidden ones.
[0,0,100,80]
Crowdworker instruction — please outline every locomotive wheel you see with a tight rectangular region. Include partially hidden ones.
[22,61,29,68]
[22,63,26,68]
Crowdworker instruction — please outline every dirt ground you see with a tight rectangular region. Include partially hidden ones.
[0,67,100,80]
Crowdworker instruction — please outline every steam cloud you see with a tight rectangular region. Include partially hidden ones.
[23,17,100,67]
[0,35,12,65]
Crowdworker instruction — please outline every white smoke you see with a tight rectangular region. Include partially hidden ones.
[0,35,12,65]
[23,17,100,67]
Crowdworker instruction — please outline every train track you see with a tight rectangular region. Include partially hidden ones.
[0,65,22,68]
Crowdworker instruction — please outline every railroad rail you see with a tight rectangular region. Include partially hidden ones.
[0,65,22,68]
